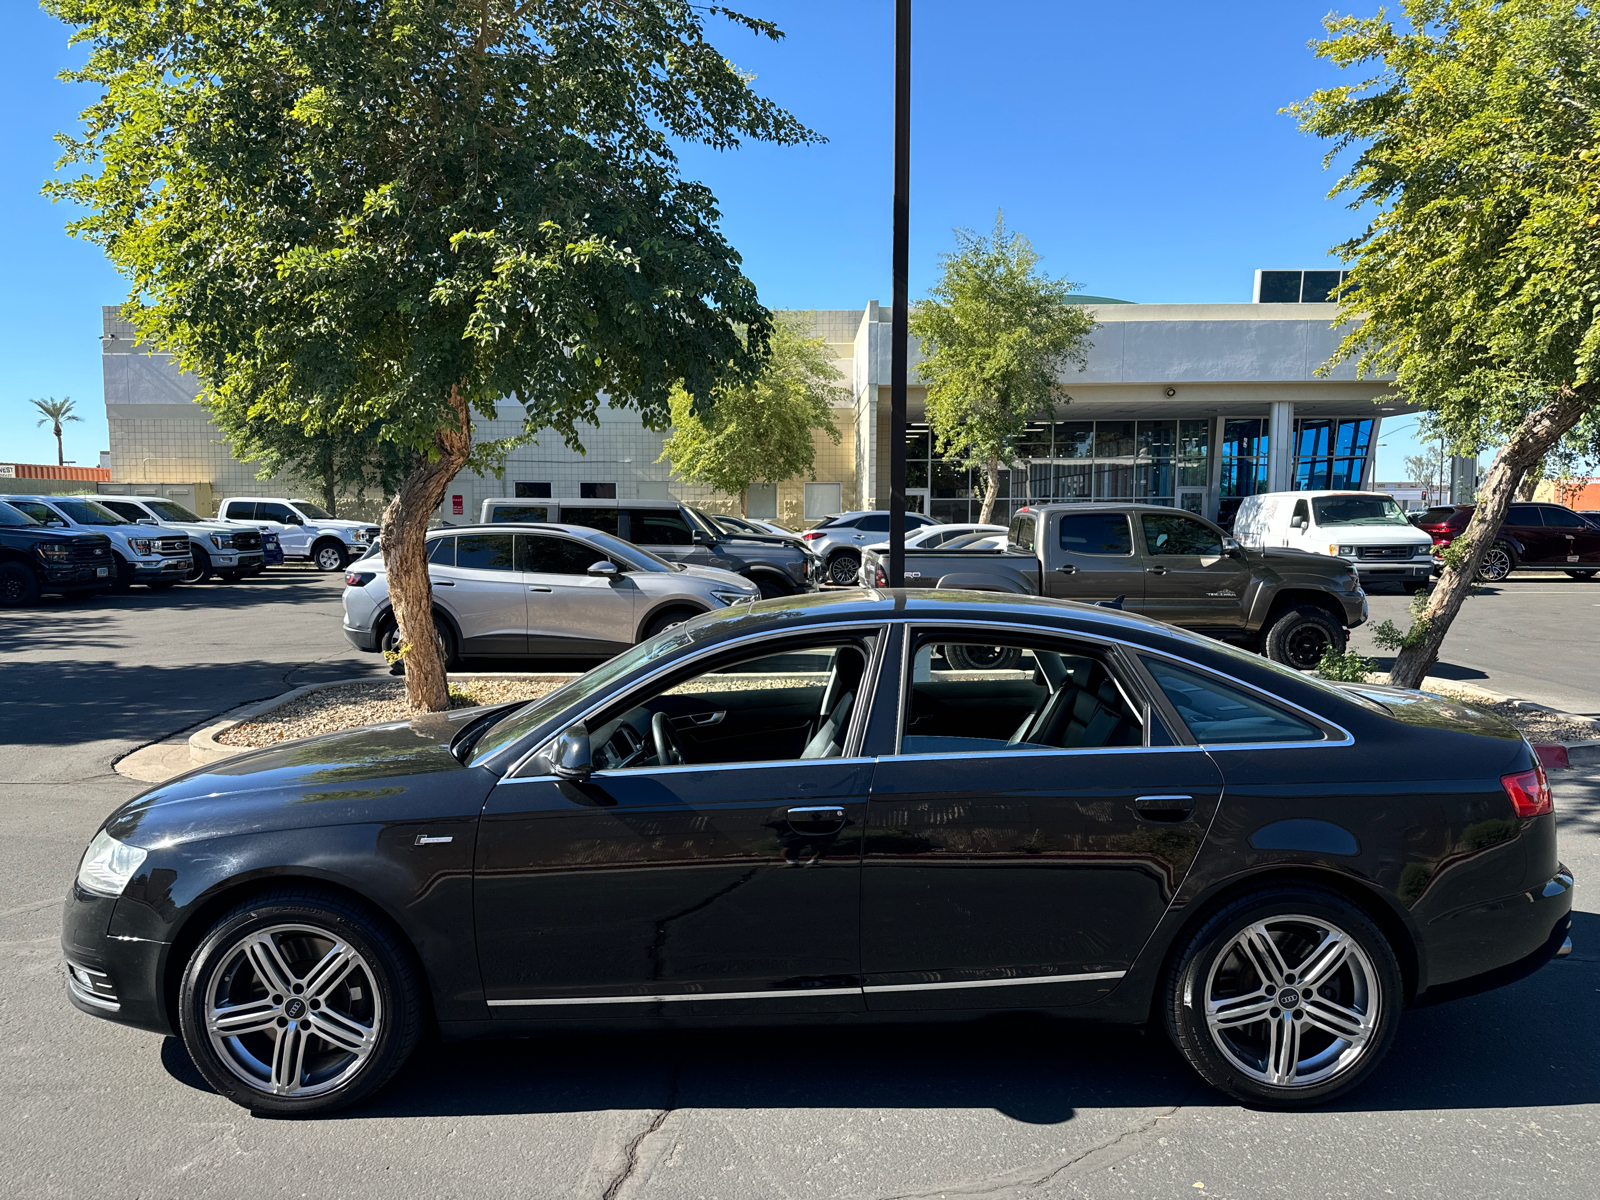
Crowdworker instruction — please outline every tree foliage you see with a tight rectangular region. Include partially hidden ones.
[30,396,82,467]
[48,0,817,708]
[658,315,845,511]
[210,408,418,518]
[910,214,1095,524]
[1291,0,1600,686]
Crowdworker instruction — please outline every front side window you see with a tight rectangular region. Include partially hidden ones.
[627,509,694,546]
[455,533,517,572]
[1310,495,1410,527]
[902,638,1144,754]
[1142,512,1223,557]
[1057,512,1133,556]
[147,500,202,523]
[1142,657,1321,744]
[519,534,606,575]
[7,501,65,525]
[0,502,38,527]
[257,503,295,523]
[584,640,872,769]
[100,500,148,522]
[51,499,128,526]
[1540,506,1588,529]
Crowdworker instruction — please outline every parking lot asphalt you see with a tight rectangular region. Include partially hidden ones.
[1,569,1596,1198]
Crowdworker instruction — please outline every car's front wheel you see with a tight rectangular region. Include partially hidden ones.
[1164,886,1402,1109]
[313,541,349,572]
[185,547,214,584]
[178,888,422,1116]
[0,561,40,607]
[1263,604,1345,670]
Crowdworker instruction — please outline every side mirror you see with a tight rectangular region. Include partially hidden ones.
[287,514,305,525]
[1222,537,1242,557]
[587,560,620,580]
[137,518,159,526]
[692,530,714,545]
[550,724,592,780]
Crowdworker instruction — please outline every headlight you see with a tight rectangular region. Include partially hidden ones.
[76,829,147,898]
[209,534,234,549]
[35,542,73,563]
[1331,544,1356,556]
[129,537,153,555]
[263,533,279,547]
[711,589,755,606]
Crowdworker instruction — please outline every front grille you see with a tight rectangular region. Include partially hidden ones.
[231,530,262,551]
[65,960,120,1012]
[360,526,380,541]
[155,537,189,556]
[1357,545,1411,560]
[67,539,112,565]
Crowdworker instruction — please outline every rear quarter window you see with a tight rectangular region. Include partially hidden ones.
[1009,515,1037,553]
[1142,658,1322,744]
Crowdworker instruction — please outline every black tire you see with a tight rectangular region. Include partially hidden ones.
[1476,542,1517,582]
[177,887,422,1116]
[754,576,792,600]
[1401,580,1428,595]
[642,607,700,641]
[185,547,214,584]
[1263,604,1345,670]
[943,643,1024,672]
[827,552,861,586]
[0,561,41,607]
[379,614,460,671]
[312,540,348,572]
[1564,569,1597,581]
[109,553,134,595]
[1164,885,1403,1109]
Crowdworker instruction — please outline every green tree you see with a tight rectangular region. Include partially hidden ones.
[1292,0,1600,688]
[1403,441,1449,500]
[48,0,817,710]
[658,315,845,513]
[910,214,1095,525]
[30,397,82,466]
[209,408,418,518]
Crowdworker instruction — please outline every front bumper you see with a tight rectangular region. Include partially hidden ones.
[132,556,192,578]
[211,551,264,569]
[263,545,284,565]
[1354,562,1434,578]
[61,885,174,1035]
[40,563,112,588]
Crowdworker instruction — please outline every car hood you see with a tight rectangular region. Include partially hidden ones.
[676,563,758,589]
[104,708,494,849]
[1253,546,1362,578]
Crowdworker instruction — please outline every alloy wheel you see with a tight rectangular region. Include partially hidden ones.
[1203,914,1380,1089]
[828,554,860,585]
[1477,546,1512,582]
[203,923,381,1098]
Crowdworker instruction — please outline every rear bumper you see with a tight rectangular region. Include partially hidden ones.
[1413,865,1575,1006]
[344,622,382,652]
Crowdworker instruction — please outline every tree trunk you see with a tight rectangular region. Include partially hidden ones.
[380,386,474,712]
[740,487,748,517]
[977,456,1001,525]
[55,426,64,467]
[1391,389,1594,688]
[323,458,339,518]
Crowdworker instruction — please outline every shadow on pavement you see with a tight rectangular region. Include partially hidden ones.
[156,936,1598,1121]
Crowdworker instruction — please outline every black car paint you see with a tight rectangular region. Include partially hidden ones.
[0,518,113,595]
[65,591,1571,1044]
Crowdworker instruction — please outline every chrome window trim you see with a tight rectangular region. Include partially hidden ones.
[863,970,1126,994]
[497,756,878,787]
[499,622,892,780]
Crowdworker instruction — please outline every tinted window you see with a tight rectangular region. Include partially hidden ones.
[0,502,38,527]
[456,533,517,572]
[100,500,147,521]
[580,482,617,499]
[626,508,694,545]
[427,537,456,565]
[257,503,295,523]
[856,515,891,533]
[520,534,605,575]
[225,501,258,520]
[8,501,63,525]
[1058,513,1132,555]
[490,504,549,523]
[1417,507,1458,526]
[514,481,552,499]
[293,500,333,520]
[53,499,128,526]
[147,500,201,522]
[1540,506,1588,529]
[1142,658,1321,744]
[560,507,620,536]
[817,516,854,529]
[1142,513,1222,556]
[1009,516,1036,553]
[1506,505,1544,526]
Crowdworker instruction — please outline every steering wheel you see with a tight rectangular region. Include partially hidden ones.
[650,712,688,767]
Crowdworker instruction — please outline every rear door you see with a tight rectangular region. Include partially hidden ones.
[622,507,709,568]
[1538,505,1600,564]
[518,532,637,655]
[1040,510,1147,609]
[432,532,528,655]
[1137,511,1250,630]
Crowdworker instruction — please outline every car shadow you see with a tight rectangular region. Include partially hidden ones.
[158,928,1598,1121]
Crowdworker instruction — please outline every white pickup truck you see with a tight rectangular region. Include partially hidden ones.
[215,497,380,572]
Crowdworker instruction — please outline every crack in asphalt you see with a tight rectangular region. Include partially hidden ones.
[601,1054,684,1200]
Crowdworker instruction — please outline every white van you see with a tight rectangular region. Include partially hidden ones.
[1233,490,1435,592]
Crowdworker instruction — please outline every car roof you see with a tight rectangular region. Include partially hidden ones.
[428,522,610,537]
[483,497,684,510]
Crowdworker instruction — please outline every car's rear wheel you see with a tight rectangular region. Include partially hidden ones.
[1165,886,1402,1109]
[943,643,1024,672]
[1476,542,1516,582]
[0,561,40,607]
[827,552,861,586]
[313,541,348,572]
[185,547,214,584]
[1564,569,1597,581]
[178,888,422,1116]
[380,615,460,672]
[1263,604,1345,670]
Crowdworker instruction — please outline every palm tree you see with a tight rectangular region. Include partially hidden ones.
[30,397,82,467]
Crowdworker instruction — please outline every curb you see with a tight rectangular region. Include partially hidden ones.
[188,672,580,766]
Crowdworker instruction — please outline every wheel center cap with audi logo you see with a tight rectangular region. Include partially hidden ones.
[1277,987,1301,1010]
[285,998,307,1019]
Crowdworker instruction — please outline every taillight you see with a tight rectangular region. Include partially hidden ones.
[802,530,824,540]
[1501,765,1554,817]
[873,565,888,587]
[344,571,375,588]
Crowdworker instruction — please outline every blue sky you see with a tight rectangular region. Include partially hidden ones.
[0,0,1427,476]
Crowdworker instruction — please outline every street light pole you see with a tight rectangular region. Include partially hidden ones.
[888,0,910,588]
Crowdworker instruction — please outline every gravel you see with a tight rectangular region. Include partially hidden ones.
[217,676,573,747]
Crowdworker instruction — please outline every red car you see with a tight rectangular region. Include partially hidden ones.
[1412,502,1600,581]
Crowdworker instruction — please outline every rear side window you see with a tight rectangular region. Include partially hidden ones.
[519,534,606,575]
[224,501,257,520]
[856,514,891,533]
[1506,505,1544,526]
[626,508,694,545]
[1009,515,1036,552]
[1142,658,1321,744]
[1058,513,1132,555]
[456,533,516,572]
[560,507,620,536]
[490,504,548,523]
[427,537,456,565]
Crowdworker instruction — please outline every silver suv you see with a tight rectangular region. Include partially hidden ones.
[341,522,759,664]
[801,510,938,585]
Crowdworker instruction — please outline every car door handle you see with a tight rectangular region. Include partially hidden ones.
[1145,566,1169,575]
[786,805,846,827]
[430,578,453,586]
[1054,564,1077,575]
[1135,794,1193,822]
[528,585,552,592]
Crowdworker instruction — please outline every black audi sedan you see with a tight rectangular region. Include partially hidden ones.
[64,591,1573,1115]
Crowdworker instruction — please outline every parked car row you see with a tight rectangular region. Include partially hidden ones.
[0,492,373,607]
[1412,501,1600,581]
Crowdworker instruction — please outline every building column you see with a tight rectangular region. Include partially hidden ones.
[1267,401,1295,493]
[1451,455,1479,504]
[1208,415,1227,520]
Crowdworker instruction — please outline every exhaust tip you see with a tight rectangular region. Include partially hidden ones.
[1557,936,1573,960]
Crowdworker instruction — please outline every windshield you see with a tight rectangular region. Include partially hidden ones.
[290,500,334,520]
[1311,495,1412,527]
[147,499,202,523]
[51,499,129,526]
[472,628,696,762]
[582,530,676,573]
[0,502,39,527]
[685,507,725,538]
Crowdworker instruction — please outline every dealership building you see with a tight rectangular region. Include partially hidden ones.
[99,269,1412,527]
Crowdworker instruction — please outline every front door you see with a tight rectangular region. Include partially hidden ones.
[517,531,637,655]
[1039,510,1148,609]
[621,507,719,570]
[255,501,310,556]
[863,630,1223,1010]
[431,532,528,655]
[1137,510,1252,630]
[474,635,880,1016]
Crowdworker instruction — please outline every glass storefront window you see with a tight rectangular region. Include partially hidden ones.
[1054,422,1094,458]
[1095,421,1136,459]
[1292,417,1371,492]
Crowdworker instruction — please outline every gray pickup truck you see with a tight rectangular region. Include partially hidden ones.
[859,502,1368,669]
